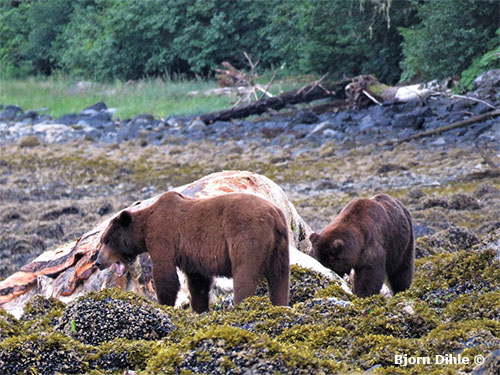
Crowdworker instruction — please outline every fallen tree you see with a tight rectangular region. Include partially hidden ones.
[198,74,438,124]
[199,76,353,123]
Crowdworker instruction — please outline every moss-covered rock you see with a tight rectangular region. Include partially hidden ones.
[21,295,66,333]
[417,225,479,255]
[56,289,175,345]
[145,325,347,375]
[0,332,89,375]
[0,308,21,340]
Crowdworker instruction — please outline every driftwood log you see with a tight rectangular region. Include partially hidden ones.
[0,171,348,318]
[198,75,439,123]
[199,77,353,123]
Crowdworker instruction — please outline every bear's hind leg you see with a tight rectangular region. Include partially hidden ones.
[187,272,213,313]
[232,268,259,305]
[353,265,386,297]
[388,263,414,294]
[265,269,289,306]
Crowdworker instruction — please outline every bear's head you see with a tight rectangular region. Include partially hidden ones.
[95,210,143,276]
[309,230,357,276]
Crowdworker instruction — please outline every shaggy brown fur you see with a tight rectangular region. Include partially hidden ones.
[309,193,414,297]
[95,191,290,312]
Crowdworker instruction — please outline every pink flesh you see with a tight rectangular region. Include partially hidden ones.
[114,262,127,277]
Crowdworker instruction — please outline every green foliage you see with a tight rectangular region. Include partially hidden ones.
[399,0,499,81]
[278,0,418,84]
[0,0,497,82]
[460,28,500,90]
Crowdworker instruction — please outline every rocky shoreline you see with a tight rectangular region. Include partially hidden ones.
[0,71,499,374]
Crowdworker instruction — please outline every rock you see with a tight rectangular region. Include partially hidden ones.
[80,101,108,115]
[419,225,479,253]
[0,105,23,121]
[319,143,338,157]
[448,193,481,210]
[56,294,175,345]
[293,110,319,125]
[131,114,155,127]
[471,69,500,101]
[474,183,499,198]
[14,110,38,122]
[413,224,435,239]
[98,203,114,216]
[472,349,500,375]
[41,206,80,221]
[82,111,113,128]
[33,124,73,143]
[473,102,493,115]
[392,113,424,129]
[430,137,446,146]
[377,163,407,174]
[406,188,425,200]
[56,113,81,125]
[323,129,345,140]
[189,119,206,131]
[422,196,449,209]
[311,121,333,134]
[18,135,41,148]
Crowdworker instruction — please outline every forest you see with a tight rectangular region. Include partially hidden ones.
[1,0,499,87]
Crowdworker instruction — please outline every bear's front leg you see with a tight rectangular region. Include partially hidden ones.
[152,263,180,306]
[186,272,213,313]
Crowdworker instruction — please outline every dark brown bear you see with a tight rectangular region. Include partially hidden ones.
[95,191,290,312]
[309,193,414,297]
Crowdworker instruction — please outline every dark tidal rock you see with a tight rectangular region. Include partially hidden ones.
[293,110,319,125]
[420,225,479,254]
[98,203,114,216]
[392,113,425,130]
[474,183,500,198]
[447,193,481,210]
[56,295,175,345]
[41,206,80,221]
[81,101,108,115]
[0,334,85,375]
[0,105,23,121]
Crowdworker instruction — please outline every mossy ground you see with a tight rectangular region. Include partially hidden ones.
[0,246,498,374]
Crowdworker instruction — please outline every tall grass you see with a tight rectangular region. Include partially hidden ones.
[0,75,308,119]
[0,77,233,119]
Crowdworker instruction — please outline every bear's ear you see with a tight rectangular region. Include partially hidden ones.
[117,210,132,227]
[332,239,344,250]
[309,233,320,246]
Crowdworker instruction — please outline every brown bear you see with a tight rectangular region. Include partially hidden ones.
[95,191,290,312]
[309,193,414,297]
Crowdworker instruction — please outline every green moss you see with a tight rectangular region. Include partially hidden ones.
[21,295,66,333]
[84,287,154,306]
[89,338,164,372]
[408,249,499,300]
[443,290,500,322]
[347,334,424,370]
[314,283,353,300]
[207,296,313,337]
[0,308,21,340]
[426,319,500,354]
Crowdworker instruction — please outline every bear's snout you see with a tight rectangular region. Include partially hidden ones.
[94,259,104,270]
